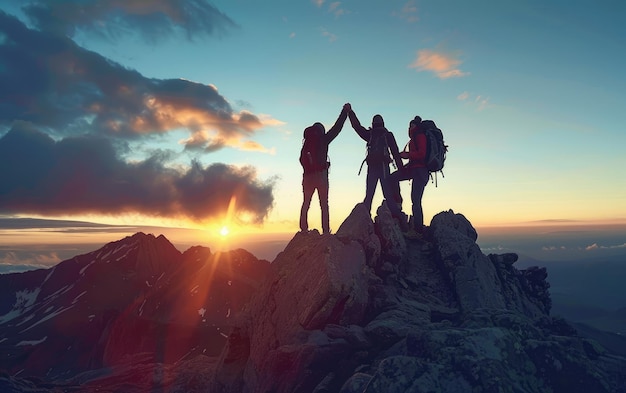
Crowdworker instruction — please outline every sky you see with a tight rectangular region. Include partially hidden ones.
[1,0,625,267]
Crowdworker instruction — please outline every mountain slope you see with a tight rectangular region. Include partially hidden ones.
[0,232,269,381]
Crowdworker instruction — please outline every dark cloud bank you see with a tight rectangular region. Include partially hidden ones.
[0,4,275,224]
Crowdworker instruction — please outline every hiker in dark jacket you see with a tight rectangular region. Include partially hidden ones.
[347,108,405,223]
[389,116,430,237]
[299,103,350,235]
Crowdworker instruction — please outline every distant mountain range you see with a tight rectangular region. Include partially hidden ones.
[0,232,269,382]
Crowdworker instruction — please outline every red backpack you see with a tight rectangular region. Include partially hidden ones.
[299,124,329,173]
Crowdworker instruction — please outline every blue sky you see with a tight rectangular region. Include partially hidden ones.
[1,0,625,256]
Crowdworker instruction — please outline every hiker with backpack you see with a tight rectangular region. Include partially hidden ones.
[389,116,447,238]
[346,107,405,223]
[299,103,350,235]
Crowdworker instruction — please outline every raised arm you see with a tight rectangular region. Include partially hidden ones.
[347,109,369,141]
[325,105,349,144]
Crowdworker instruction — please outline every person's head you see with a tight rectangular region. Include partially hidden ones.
[313,122,325,134]
[372,114,384,128]
[304,122,325,139]
[409,116,422,135]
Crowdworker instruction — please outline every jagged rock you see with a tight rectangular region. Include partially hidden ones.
[211,230,370,393]
[430,208,477,241]
[373,201,407,266]
[430,210,508,313]
[489,252,519,265]
[336,203,381,270]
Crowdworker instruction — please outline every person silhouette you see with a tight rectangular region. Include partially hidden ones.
[389,116,430,237]
[346,106,406,226]
[299,103,350,235]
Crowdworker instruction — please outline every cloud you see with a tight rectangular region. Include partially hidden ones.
[0,123,275,223]
[393,1,419,23]
[0,251,61,266]
[541,246,567,251]
[0,12,277,152]
[409,49,469,79]
[585,242,626,251]
[0,10,278,225]
[321,28,338,42]
[19,0,237,42]
[458,91,491,111]
[312,0,346,17]
[328,2,345,17]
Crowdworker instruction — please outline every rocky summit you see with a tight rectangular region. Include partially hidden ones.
[209,203,626,393]
[1,203,626,393]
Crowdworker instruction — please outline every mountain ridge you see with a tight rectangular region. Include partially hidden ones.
[0,232,270,384]
[1,205,625,392]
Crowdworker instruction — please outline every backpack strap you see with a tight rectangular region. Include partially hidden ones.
[358,159,366,175]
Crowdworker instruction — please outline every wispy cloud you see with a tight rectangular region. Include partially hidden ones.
[328,2,345,17]
[393,1,419,23]
[313,0,346,17]
[0,251,60,266]
[585,243,626,251]
[541,242,626,252]
[458,91,491,111]
[409,49,469,79]
[541,246,567,251]
[321,28,338,42]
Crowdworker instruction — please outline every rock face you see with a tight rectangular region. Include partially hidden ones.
[213,229,370,393]
[210,205,626,393]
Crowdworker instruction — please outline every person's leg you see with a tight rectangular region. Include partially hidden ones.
[387,170,402,206]
[299,174,314,232]
[385,167,412,207]
[383,167,409,231]
[318,172,330,234]
[363,165,379,212]
[410,168,429,233]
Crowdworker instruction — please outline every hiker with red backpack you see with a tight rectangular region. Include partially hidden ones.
[346,107,406,224]
[299,103,350,235]
[389,116,447,238]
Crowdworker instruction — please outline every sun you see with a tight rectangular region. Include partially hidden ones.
[219,226,230,237]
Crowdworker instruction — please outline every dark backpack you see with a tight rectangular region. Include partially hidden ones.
[358,127,391,175]
[409,120,448,186]
[420,120,447,184]
[299,125,329,173]
[365,127,391,164]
